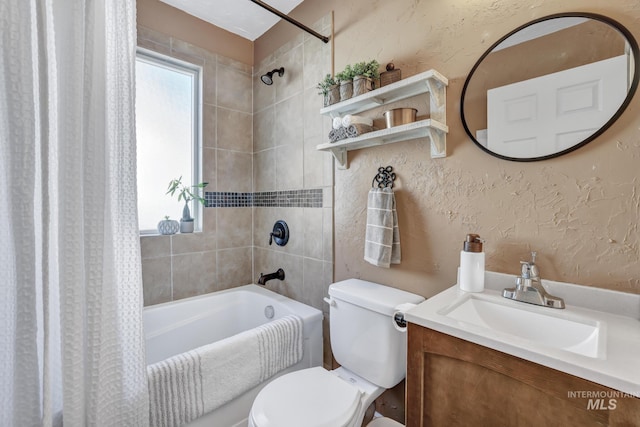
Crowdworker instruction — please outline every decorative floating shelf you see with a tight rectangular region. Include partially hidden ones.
[317,69,448,169]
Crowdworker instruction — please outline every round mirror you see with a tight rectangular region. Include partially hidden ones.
[461,13,639,161]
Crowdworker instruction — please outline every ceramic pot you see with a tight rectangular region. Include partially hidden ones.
[157,219,179,235]
[180,219,194,233]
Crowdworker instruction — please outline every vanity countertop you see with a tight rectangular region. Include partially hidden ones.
[405,271,640,396]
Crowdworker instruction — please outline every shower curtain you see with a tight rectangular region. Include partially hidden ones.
[0,1,149,426]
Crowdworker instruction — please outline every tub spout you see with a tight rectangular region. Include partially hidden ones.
[257,268,285,286]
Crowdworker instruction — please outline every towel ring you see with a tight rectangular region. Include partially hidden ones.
[372,166,396,188]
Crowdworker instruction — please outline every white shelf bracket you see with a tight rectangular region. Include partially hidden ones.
[330,147,348,169]
[427,128,446,158]
[425,79,445,108]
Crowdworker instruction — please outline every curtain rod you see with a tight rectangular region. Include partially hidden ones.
[249,0,330,43]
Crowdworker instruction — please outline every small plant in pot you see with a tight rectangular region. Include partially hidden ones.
[316,74,339,107]
[352,60,380,96]
[336,64,355,101]
[166,176,208,233]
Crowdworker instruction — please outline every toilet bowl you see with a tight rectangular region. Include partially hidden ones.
[248,366,382,427]
[248,279,425,427]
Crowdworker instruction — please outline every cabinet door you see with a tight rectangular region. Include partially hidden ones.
[406,324,640,427]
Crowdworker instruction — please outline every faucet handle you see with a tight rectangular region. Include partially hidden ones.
[520,252,540,279]
[520,261,533,279]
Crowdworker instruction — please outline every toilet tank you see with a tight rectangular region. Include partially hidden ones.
[328,279,425,389]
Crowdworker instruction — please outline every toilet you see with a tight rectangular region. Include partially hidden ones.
[248,279,425,427]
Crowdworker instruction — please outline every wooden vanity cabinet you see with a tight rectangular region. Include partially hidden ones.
[406,323,640,427]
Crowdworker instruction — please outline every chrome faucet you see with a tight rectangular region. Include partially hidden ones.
[502,252,565,309]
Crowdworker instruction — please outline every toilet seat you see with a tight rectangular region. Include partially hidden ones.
[249,367,363,427]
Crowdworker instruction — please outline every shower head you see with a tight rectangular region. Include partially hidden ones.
[260,67,285,85]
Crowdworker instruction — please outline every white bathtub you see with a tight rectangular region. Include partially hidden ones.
[143,284,324,427]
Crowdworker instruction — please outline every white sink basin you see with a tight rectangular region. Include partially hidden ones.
[405,271,640,396]
[438,295,605,358]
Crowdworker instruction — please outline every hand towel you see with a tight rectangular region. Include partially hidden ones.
[364,188,401,268]
[332,116,343,130]
[346,123,374,138]
[147,315,304,427]
[342,114,373,128]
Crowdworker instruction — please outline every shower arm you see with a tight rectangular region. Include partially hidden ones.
[249,0,330,43]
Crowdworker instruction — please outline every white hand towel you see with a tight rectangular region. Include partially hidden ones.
[364,188,401,268]
[342,114,373,128]
[332,116,343,129]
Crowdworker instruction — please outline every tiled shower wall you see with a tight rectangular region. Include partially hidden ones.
[138,26,254,305]
[138,16,335,314]
[252,15,334,316]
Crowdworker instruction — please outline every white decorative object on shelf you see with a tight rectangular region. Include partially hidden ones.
[317,69,448,169]
[158,218,179,235]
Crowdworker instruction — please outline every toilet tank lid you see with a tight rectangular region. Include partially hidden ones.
[328,279,425,316]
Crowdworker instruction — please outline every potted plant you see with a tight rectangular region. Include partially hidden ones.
[336,64,355,101]
[353,60,380,96]
[316,74,339,107]
[157,215,179,235]
[166,176,208,233]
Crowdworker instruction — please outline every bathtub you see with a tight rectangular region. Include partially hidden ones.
[143,284,323,427]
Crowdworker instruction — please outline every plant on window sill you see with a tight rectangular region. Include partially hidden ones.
[166,177,208,232]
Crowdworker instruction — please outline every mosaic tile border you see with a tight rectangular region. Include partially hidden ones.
[205,189,323,208]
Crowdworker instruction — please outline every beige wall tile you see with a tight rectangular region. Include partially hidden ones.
[274,93,304,147]
[202,207,217,236]
[275,44,304,103]
[217,150,252,192]
[218,108,252,152]
[323,207,333,263]
[303,208,323,260]
[171,232,216,254]
[253,106,276,153]
[172,251,217,299]
[303,37,330,92]
[202,147,217,190]
[203,104,217,148]
[216,208,253,249]
[137,25,171,47]
[217,55,253,74]
[302,257,327,311]
[253,150,275,192]
[141,257,172,306]
[275,143,303,190]
[303,87,324,141]
[140,235,171,259]
[171,38,215,62]
[303,134,324,189]
[217,247,253,288]
[217,65,252,113]
[203,59,217,106]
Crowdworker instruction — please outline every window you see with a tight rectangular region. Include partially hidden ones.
[135,49,203,233]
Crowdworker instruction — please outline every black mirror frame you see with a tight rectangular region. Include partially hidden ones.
[460,12,640,162]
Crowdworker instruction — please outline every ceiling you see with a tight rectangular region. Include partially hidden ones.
[160,0,305,41]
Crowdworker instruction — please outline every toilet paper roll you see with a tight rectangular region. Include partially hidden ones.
[392,302,418,332]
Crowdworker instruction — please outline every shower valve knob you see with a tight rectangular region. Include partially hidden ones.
[269,220,289,246]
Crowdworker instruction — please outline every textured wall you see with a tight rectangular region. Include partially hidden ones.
[257,0,640,297]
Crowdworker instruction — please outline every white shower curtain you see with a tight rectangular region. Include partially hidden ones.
[0,1,149,426]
